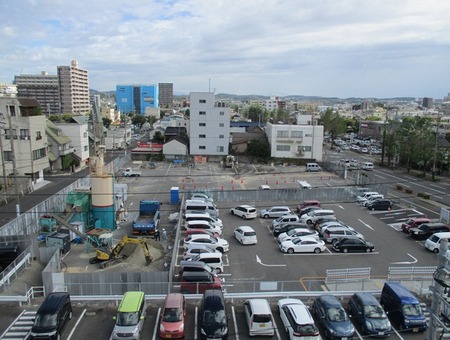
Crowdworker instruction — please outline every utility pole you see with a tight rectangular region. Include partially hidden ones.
[7,113,20,217]
[0,127,7,192]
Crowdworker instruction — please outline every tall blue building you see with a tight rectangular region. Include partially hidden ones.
[116,84,159,114]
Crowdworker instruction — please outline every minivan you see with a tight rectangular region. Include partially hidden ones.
[29,292,72,340]
[380,282,427,332]
[191,252,224,273]
[300,209,335,225]
[159,293,186,339]
[425,232,450,253]
[272,214,300,229]
[198,289,229,339]
[111,291,147,340]
[306,163,322,172]
[356,191,380,204]
[185,213,223,228]
[243,299,275,336]
[409,222,449,240]
[178,260,218,277]
[185,220,222,235]
[180,271,223,294]
[185,200,219,217]
[366,199,392,211]
[297,180,312,189]
[361,162,374,170]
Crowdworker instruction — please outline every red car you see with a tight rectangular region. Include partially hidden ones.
[401,217,430,233]
[159,293,186,338]
[296,200,321,213]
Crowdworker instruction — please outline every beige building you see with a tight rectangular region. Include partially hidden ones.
[57,60,90,115]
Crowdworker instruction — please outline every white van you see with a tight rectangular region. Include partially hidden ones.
[244,299,275,336]
[185,200,219,217]
[425,232,450,253]
[297,180,312,189]
[356,192,380,204]
[185,213,223,228]
[185,220,222,235]
[191,252,224,273]
[361,162,374,170]
[306,163,322,172]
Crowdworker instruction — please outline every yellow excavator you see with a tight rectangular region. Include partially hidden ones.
[89,235,153,269]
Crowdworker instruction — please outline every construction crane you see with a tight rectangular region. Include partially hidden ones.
[89,235,153,269]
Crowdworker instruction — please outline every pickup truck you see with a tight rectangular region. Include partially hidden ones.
[122,168,141,177]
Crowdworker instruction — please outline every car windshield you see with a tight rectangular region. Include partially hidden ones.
[203,309,226,324]
[116,312,139,326]
[287,229,297,236]
[162,307,182,322]
[402,304,423,316]
[327,307,348,322]
[364,305,386,318]
[34,313,57,328]
[294,323,320,336]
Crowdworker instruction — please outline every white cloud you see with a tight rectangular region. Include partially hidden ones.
[1,0,450,98]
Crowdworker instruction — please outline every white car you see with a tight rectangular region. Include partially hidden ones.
[259,206,292,219]
[356,192,380,204]
[279,236,326,254]
[182,244,219,260]
[362,194,384,207]
[278,298,320,340]
[272,214,300,229]
[183,234,229,253]
[277,228,319,243]
[190,193,214,203]
[230,205,258,219]
[233,226,257,245]
[319,222,355,235]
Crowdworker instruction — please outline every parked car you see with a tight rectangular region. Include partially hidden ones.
[259,206,291,219]
[409,222,450,241]
[401,217,431,234]
[272,214,300,229]
[233,226,257,245]
[278,298,320,340]
[180,271,223,294]
[318,221,355,235]
[230,205,258,219]
[183,234,229,253]
[272,222,309,237]
[296,200,321,213]
[322,227,365,244]
[159,293,186,339]
[314,217,339,230]
[348,292,392,337]
[362,194,384,207]
[190,193,214,203]
[259,184,271,190]
[312,295,355,340]
[300,209,335,225]
[356,192,380,204]
[183,244,219,260]
[184,228,221,240]
[279,236,326,254]
[333,238,375,253]
[298,206,322,218]
[277,228,319,243]
[198,290,228,339]
[243,299,275,337]
[185,213,223,228]
[185,220,223,236]
[366,199,392,211]
[425,232,450,253]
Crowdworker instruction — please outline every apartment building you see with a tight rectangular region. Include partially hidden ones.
[116,84,159,114]
[158,83,174,108]
[265,122,324,161]
[14,72,61,115]
[57,60,90,115]
[55,116,90,167]
[189,92,230,158]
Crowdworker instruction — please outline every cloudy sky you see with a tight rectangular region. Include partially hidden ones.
[1,0,449,99]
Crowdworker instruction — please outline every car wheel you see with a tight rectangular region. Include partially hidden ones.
[69,310,73,320]
[217,247,224,253]
[242,215,246,220]
[343,248,349,253]
[331,239,338,245]
[231,210,235,215]
[240,238,243,245]
[314,248,321,254]
[215,268,222,274]
[307,219,312,225]
[287,248,294,254]
[371,207,375,211]
[264,214,269,219]
[434,248,440,253]
[366,248,371,253]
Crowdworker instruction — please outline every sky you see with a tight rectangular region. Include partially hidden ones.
[1,0,450,99]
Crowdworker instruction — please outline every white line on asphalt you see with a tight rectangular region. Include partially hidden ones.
[358,219,374,230]
[231,306,240,340]
[256,255,287,266]
[391,253,418,264]
[378,170,448,195]
[375,174,385,179]
[152,308,162,340]
[67,308,87,340]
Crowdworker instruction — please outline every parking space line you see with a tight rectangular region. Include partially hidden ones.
[231,305,240,340]
[66,308,87,340]
[152,308,162,340]
[358,218,374,230]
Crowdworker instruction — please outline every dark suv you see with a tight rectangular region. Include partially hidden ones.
[272,222,309,237]
[366,199,392,211]
[198,289,228,339]
[409,223,450,240]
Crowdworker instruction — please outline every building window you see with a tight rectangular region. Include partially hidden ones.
[219,111,224,115]
[217,146,224,152]
[199,111,206,115]
[303,146,312,152]
[276,145,290,151]
[84,145,88,151]
[219,135,224,138]
[20,129,30,140]
[305,133,312,137]
[277,130,289,138]
[199,99,206,103]
[199,134,206,138]
[291,131,303,138]
[32,148,46,160]
[4,129,17,140]
[3,151,12,161]
[36,131,42,140]
[83,131,88,138]
[199,123,206,127]
[219,123,224,127]
[9,106,16,117]
[199,146,206,150]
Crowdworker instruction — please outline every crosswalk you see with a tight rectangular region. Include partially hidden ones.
[1,310,35,340]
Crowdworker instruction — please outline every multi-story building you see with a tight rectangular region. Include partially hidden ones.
[14,72,60,115]
[116,84,159,114]
[0,96,49,188]
[55,116,90,167]
[57,60,90,115]
[265,122,324,161]
[189,92,230,158]
[264,96,287,111]
[158,83,174,108]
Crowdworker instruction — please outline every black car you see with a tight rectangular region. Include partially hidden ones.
[348,292,392,337]
[198,289,228,339]
[297,206,321,217]
[312,294,355,340]
[332,237,375,253]
[272,222,309,237]
[409,222,450,241]
[366,199,392,211]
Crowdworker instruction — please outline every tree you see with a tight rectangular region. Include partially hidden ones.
[153,131,165,143]
[247,139,270,159]
[102,117,112,129]
[131,114,147,128]
[146,116,158,128]
[318,108,346,144]
[247,105,264,123]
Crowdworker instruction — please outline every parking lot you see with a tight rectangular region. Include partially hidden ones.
[1,160,442,339]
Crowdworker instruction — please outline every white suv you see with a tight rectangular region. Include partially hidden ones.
[230,205,257,219]
[299,209,335,225]
[259,206,291,219]
[272,214,300,229]
[278,298,320,340]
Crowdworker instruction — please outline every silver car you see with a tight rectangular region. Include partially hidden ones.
[322,227,364,244]
[259,206,291,219]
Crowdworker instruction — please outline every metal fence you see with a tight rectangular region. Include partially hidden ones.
[0,246,32,293]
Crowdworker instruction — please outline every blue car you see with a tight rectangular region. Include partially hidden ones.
[348,292,392,337]
[312,294,355,340]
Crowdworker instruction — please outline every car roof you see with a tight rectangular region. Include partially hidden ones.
[163,293,184,308]
[186,220,212,226]
[236,226,255,232]
[353,292,379,305]
[246,298,271,312]
[318,294,342,307]
[194,252,223,260]
[235,204,255,209]
[279,299,312,322]
[187,234,214,240]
